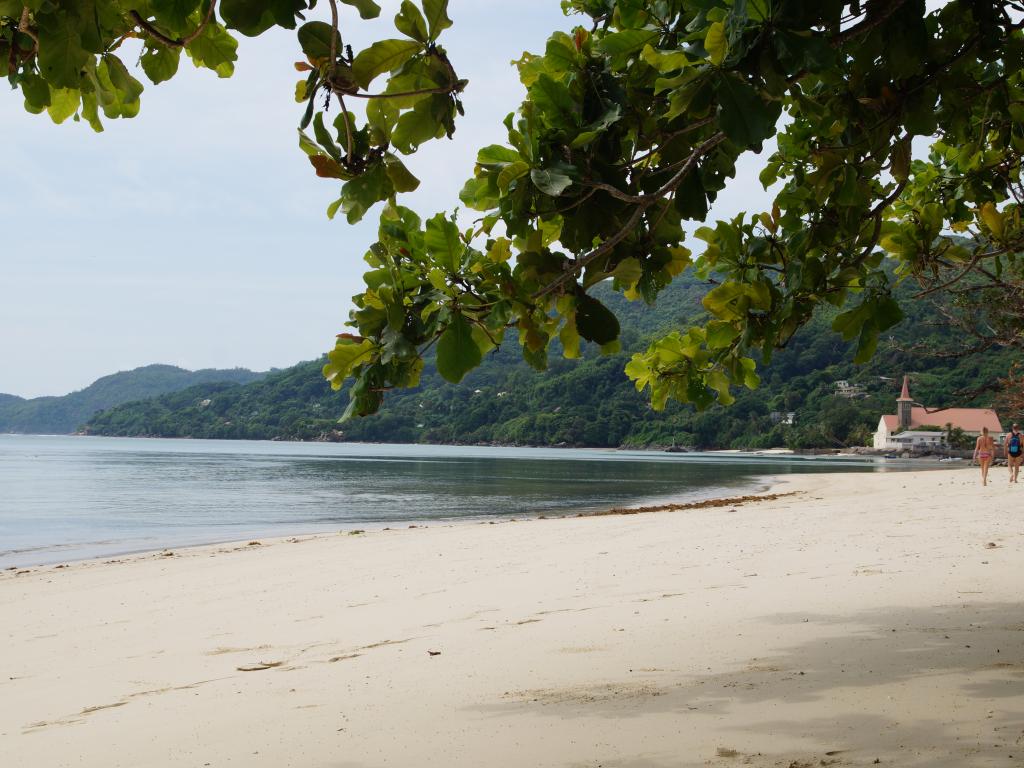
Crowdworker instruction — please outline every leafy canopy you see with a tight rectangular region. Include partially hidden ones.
[6,0,1024,419]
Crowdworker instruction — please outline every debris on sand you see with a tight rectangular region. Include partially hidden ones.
[578,492,798,518]
[236,661,283,672]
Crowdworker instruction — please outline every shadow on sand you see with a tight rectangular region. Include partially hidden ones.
[477,601,1024,767]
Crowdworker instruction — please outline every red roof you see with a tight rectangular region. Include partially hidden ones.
[881,407,1002,433]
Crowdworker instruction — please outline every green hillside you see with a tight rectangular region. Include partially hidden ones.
[0,365,266,434]
[82,279,1020,449]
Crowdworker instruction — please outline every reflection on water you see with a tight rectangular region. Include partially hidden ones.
[0,435,910,567]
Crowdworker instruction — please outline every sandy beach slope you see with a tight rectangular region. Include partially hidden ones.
[2,468,1022,767]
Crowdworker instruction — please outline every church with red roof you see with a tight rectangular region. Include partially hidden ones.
[872,375,1003,450]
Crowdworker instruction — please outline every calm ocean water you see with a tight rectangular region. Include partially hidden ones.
[0,435,907,568]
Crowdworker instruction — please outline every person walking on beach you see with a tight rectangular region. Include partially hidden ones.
[974,427,996,486]
[1006,423,1023,483]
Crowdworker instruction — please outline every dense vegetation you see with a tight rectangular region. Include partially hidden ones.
[0,365,264,434]
[84,279,1019,448]
[7,2,1024,420]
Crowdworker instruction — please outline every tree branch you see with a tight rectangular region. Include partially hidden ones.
[831,0,908,47]
[327,0,339,65]
[341,83,462,100]
[130,1,217,48]
[18,7,39,50]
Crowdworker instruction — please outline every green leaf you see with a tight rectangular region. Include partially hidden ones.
[313,111,341,161]
[221,0,306,36]
[21,73,52,112]
[36,10,90,89]
[140,45,181,84]
[476,144,522,167]
[298,21,341,63]
[854,324,880,364]
[96,56,144,118]
[323,337,375,389]
[873,296,904,332]
[421,0,452,40]
[46,87,80,124]
[530,73,579,130]
[575,294,620,345]
[352,39,423,90]
[530,167,573,196]
[150,0,202,35]
[104,54,144,104]
[831,303,870,341]
[497,160,529,192]
[705,320,738,349]
[338,160,391,223]
[366,97,399,137]
[394,1,428,43]
[890,136,912,183]
[612,257,642,287]
[704,21,728,66]
[640,44,692,73]
[716,74,776,149]
[674,169,708,220]
[79,90,103,132]
[436,313,482,384]
[384,154,420,192]
[559,317,581,359]
[187,22,239,77]
[390,95,446,153]
[598,29,660,64]
[424,213,462,271]
[706,369,735,405]
[341,0,382,20]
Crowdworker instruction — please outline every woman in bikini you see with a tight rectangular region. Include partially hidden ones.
[973,427,996,486]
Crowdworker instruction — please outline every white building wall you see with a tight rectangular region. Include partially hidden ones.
[873,416,891,450]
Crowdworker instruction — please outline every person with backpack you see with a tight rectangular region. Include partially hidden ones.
[1006,423,1023,483]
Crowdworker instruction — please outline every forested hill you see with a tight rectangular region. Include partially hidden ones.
[0,365,266,435]
[82,279,1017,449]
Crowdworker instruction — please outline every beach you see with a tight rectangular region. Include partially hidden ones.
[2,468,1022,767]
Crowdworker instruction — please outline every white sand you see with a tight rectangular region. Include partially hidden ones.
[2,468,1022,767]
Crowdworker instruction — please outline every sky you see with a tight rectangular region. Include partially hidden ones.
[1,1,770,398]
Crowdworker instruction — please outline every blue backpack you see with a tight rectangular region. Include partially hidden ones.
[1009,432,1022,457]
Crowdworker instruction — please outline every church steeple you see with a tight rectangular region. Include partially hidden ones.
[897,374,913,428]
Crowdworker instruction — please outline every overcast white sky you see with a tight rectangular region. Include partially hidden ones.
[1,1,770,398]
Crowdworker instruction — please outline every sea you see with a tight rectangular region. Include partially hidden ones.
[0,434,918,568]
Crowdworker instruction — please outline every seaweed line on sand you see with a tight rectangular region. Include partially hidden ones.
[577,491,799,518]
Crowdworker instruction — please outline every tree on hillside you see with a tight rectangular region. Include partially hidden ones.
[5,0,1023,419]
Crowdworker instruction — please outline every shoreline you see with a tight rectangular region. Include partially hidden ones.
[3,462,953,572]
[2,475,786,572]
[7,431,960,460]
[5,468,1019,768]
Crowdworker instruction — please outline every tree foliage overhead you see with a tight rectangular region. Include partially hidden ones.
[6,0,1024,420]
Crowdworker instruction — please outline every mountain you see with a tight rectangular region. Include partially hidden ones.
[0,365,266,434]
[81,279,1019,449]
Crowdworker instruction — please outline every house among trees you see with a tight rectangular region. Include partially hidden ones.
[833,380,866,398]
[873,375,1002,451]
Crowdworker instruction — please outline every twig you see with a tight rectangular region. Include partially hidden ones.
[18,7,39,49]
[328,0,339,65]
[831,0,908,47]
[340,83,462,100]
[129,1,217,48]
